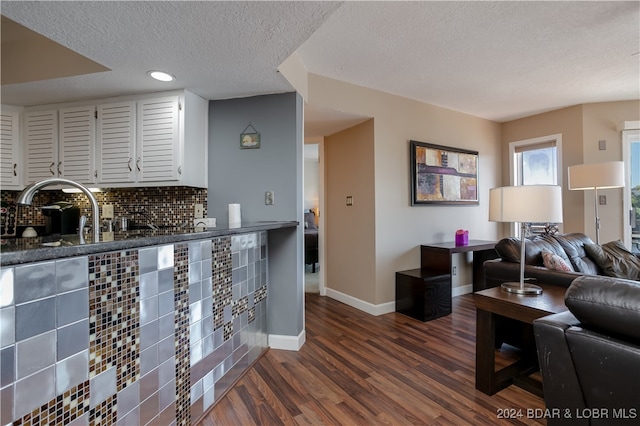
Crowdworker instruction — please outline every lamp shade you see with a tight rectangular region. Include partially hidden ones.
[489,185,563,224]
[568,161,625,190]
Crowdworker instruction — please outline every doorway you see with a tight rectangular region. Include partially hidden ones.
[304,142,321,292]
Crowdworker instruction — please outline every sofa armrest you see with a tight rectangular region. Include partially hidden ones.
[483,259,581,291]
[533,312,588,426]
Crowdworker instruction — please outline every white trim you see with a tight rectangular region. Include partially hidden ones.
[269,330,306,351]
[325,287,395,316]
[452,284,473,297]
[617,121,640,131]
[622,128,640,249]
[325,286,473,316]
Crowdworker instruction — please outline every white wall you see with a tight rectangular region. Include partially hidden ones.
[308,74,503,306]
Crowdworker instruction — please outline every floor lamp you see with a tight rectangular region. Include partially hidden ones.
[568,161,625,244]
[489,185,564,295]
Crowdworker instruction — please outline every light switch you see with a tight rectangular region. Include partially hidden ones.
[599,195,607,205]
[599,140,606,150]
[265,191,275,205]
[346,196,353,206]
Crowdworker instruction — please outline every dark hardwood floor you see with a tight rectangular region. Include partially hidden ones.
[197,293,546,425]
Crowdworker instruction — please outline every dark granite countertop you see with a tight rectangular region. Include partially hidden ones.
[0,221,298,266]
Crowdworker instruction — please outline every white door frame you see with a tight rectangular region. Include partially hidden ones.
[620,121,640,249]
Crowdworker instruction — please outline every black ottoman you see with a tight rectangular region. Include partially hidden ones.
[395,268,452,321]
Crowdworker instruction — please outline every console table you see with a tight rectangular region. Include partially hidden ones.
[396,240,498,322]
[420,240,499,293]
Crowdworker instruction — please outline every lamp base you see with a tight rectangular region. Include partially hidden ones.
[500,281,543,296]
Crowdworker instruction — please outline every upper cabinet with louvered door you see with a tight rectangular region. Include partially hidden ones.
[0,111,21,189]
[137,96,180,182]
[97,102,136,183]
[58,106,95,184]
[24,110,58,184]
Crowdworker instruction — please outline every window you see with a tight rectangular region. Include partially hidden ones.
[509,134,562,235]
[621,122,640,251]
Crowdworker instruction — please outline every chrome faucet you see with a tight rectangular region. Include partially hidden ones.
[16,177,100,243]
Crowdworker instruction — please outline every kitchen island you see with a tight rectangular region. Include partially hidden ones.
[0,221,297,425]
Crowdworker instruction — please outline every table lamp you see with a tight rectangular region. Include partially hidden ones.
[568,161,624,244]
[489,185,563,295]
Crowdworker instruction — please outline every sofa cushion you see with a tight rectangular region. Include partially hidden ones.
[584,240,640,280]
[552,233,600,274]
[542,250,574,272]
[565,275,640,341]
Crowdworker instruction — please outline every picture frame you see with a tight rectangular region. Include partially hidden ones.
[410,140,479,205]
[240,132,260,149]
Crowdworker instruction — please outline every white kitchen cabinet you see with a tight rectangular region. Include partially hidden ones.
[23,107,95,185]
[0,110,21,189]
[133,91,208,188]
[24,110,58,184]
[19,89,208,189]
[58,106,95,184]
[96,102,136,183]
[137,96,180,182]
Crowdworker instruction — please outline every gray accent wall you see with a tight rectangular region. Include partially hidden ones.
[208,93,304,339]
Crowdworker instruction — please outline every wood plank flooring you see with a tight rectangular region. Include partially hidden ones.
[197,293,547,425]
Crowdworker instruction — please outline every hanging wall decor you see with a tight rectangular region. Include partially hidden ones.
[410,140,479,205]
[240,123,260,149]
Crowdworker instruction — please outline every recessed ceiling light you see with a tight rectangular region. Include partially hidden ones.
[147,70,175,82]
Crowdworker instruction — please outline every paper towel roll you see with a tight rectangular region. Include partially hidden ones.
[228,203,241,228]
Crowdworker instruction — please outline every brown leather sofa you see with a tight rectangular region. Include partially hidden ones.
[533,275,640,425]
[482,233,601,291]
[482,233,600,350]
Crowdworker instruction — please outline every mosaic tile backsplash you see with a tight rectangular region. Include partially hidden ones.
[0,232,269,425]
[1,186,207,232]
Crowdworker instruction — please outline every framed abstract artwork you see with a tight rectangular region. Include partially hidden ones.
[410,140,479,205]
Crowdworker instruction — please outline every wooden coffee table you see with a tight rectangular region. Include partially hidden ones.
[474,283,567,397]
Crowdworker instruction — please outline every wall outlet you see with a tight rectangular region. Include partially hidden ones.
[102,204,114,219]
[452,266,457,276]
[194,203,204,219]
[346,196,353,206]
[265,191,275,205]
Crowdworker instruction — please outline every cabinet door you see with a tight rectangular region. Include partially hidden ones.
[97,102,136,183]
[59,106,95,184]
[137,96,180,182]
[24,110,58,184]
[0,111,21,188]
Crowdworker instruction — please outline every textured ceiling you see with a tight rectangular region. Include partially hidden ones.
[297,1,640,122]
[0,1,342,105]
[1,1,638,135]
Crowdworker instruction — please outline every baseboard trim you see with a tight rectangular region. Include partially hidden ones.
[324,284,473,317]
[268,330,306,351]
[453,284,473,297]
[325,287,395,316]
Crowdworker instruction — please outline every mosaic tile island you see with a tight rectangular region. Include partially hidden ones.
[0,221,296,425]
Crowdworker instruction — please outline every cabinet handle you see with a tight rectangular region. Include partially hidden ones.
[58,161,62,175]
[49,162,55,176]
[94,170,98,178]
[13,164,17,176]
[136,157,141,172]
[178,165,182,175]
[128,158,133,172]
